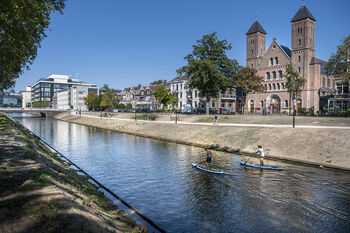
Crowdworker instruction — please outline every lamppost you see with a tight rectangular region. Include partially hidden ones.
[292,97,296,128]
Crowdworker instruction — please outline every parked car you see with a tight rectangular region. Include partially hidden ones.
[209,108,218,114]
[194,107,206,114]
[221,108,235,115]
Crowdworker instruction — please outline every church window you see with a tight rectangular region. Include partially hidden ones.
[285,100,288,108]
[266,72,270,80]
[298,39,302,46]
[279,70,283,79]
[298,67,301,73]
[277,83,280,90]
[251,50,253,55]
[298,56,301,62]
[270,58,274,66]
[273,71,277,80]
[273,84,276,90]
[275,57,279,65]
[251,39,254,44]
[298,27,302,34]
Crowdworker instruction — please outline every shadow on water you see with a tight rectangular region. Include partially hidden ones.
[12,114,350,233]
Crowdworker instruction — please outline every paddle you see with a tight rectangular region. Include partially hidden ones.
[243,148,256,165]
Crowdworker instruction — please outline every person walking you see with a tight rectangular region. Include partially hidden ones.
[214,115,218,126]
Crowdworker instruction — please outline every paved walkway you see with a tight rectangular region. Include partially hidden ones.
[78,113,350,130]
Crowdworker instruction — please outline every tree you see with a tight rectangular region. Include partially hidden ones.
[150,80,164,85]
[232,67,265,113]
[154,86,178,110]
[325,35,350,82]
[177,32,241,114]
[102,84,117,108]
[284,63,306,127]
[84,91,97,111]
[0,0,66,92]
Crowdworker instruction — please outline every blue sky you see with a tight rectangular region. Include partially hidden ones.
[15,0,350,92]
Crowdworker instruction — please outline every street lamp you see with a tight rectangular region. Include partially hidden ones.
[292,97,297,128]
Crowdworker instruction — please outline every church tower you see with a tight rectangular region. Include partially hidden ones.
[246,20,266,69]
[291,3,316,89]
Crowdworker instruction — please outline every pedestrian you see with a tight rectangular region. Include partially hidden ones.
[255,145,265,165]
[214,115,218,126]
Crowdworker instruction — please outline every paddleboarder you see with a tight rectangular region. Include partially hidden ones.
[204,148,212,170]
[256,145,265,165]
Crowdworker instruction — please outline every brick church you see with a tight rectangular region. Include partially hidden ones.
[245,4,333,114]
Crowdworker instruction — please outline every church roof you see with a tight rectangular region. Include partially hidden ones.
[291,5,316,22]
[280,45,292,58]
[246,20,267,35]
[310,57,327,74]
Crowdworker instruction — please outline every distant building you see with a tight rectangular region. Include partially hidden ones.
[245,4,334,114]
[57,85,99,111]
[327,77,350,112]
[0,94,22,108]
[31,74,98,107]
[169,76,200,110]
[18,85,32,108]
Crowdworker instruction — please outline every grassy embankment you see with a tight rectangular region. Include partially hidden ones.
[0,112,146,233]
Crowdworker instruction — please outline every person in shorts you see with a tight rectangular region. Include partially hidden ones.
[205,148,212,170]
[256,145,265,165]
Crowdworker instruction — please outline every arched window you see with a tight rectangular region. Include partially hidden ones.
[273,71,277,80]
[270,58,274,66]
[269,84,271,90]
[275,57,279,65]
[298,67,301,73]
[298,39,302,45]
[277,83,280,90]
[265,84,268,90]
[285,100,288,108]
[298,55,301,62]
[279,70,283,79]
[266,72,270,80]
[273,84,276,90]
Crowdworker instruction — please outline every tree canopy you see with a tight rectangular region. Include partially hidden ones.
[177,32,241,114]
[84,91,97,110]
[0,0,66,91]
[325,35,350,82]
[232,67,265,113]
[284,63,306,100]
[154,86,178,110]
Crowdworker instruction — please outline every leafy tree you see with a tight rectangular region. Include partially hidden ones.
[154,86,178,110]
[284,63,306,114]
[99,94,109,110]
[232,67,265,113]
[102,84,117,108]
[177,32,240,114]
[126,103,132,109]
[0,0,66,92]
[32,101,50,108]
[150,80,164,85]
[325,35,350,82]
[84,91,97,111]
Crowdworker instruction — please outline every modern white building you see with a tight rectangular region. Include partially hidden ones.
[31,74,98,107]
[57,85,99,111]
[20,85,32,108]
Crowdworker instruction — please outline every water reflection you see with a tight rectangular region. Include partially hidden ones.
[14,115,350,233]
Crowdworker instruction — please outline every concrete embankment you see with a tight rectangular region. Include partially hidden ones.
[56,112,350,171]
[0,113,146,233]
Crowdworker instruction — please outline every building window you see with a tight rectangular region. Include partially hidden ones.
[298,39,302,45]
[251,39,254,44]
[266,72,270,80]
[212,100,215,108]
[221,103,225,107]
[261,101,264,107]
[279,70,283,79]
[194,101,197,107]
[298,67,301,73]
[298,55,301,62]
[270,58,274,66]
[275,57,279,65]
[277,83,280,90]
[180,92,182,98]
[298,27,302,34]
[285,100,288,108]
[269,84,271,90]
[251,64,253,68]
[273,71,277,80]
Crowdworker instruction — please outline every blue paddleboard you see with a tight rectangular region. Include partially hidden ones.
[192,163,224,174]
[240,161,283,171]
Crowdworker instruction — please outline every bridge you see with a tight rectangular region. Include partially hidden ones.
[0,108,68,118]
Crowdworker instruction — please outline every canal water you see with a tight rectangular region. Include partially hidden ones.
[14,115,350,233]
